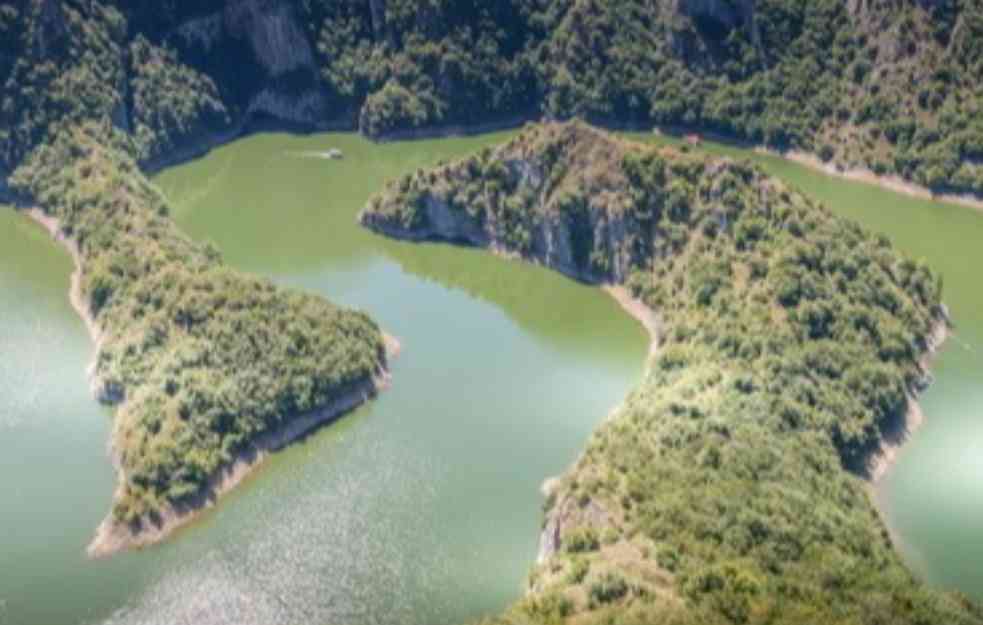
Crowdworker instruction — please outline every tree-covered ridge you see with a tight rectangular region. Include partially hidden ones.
[302,0,541,136]
[363,122,980,624]
[3,0,982,196]
[286,0,983,193]
[128,34,229,163]
[11,123,388,526]
[0,1,126,174]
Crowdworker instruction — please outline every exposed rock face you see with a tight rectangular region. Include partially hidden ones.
[674,0,755,33]
[163,0,329,129]
[173,13,223,53]
[245,88,328,125]
[536,496,612,565]
[671,0,761,61]
[32,0,67,57]
[362,179,645,285]
[361,124,655,284]
[225,0,314,77]
[368,0,388,41]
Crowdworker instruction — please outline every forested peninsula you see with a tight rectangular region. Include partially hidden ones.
[13,124,393,556]
[362,121,979,624]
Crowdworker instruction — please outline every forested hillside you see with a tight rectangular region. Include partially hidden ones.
[362,120,982,625]
[2,0,982,197]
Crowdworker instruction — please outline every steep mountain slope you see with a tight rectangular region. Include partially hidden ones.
[2,0,981,197]
[361,121,981,624]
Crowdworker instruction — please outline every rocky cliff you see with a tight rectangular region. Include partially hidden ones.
[161,0,329,126]
[361,123,658,284]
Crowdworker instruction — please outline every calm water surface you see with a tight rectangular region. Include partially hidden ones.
[3,129,982,625]
[0,132,647,625]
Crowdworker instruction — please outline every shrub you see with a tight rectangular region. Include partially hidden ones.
[589,573,629,606]
[566,558,590,584]
[565,528,601,553]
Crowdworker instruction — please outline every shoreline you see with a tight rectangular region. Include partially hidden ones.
[372,114,532,143]
[866,316,950,484]
[86,344,397,558]
[602,285,660,369]
[23,209,105,362]
[537,286,660,566]
[138,113,357,177]
[650,126,983,213]
[767,149,983,214]
[20,117,958,563]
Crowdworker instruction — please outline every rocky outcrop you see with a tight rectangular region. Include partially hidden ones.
[674,0,755,33]
[162,0,330,129]
[225,0,315,77]
[361,124,656,284]
[669,0,760,59]
[362,184,643,285]
[536,494,613,564]
[245,88,326,125]
[173,13,223,53]
[368,0,388,42]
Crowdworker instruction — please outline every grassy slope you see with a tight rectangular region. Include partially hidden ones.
[11,123,387,531]
[363,121,982,624]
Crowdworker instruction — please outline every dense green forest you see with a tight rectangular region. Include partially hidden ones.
[2,0,982,196]
[363,121,982,624]
[10,122,388,527]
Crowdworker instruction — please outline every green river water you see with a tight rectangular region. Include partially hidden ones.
[0,130,980,625]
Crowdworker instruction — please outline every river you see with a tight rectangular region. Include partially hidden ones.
[0,129,980,625]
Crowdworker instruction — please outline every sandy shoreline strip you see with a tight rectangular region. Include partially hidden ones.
[24,209,103,353]
[867,317,950,484]
[768,149,983,213]
[652,126,983,213]
[603,285,659,368]
[22,207,400,558]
